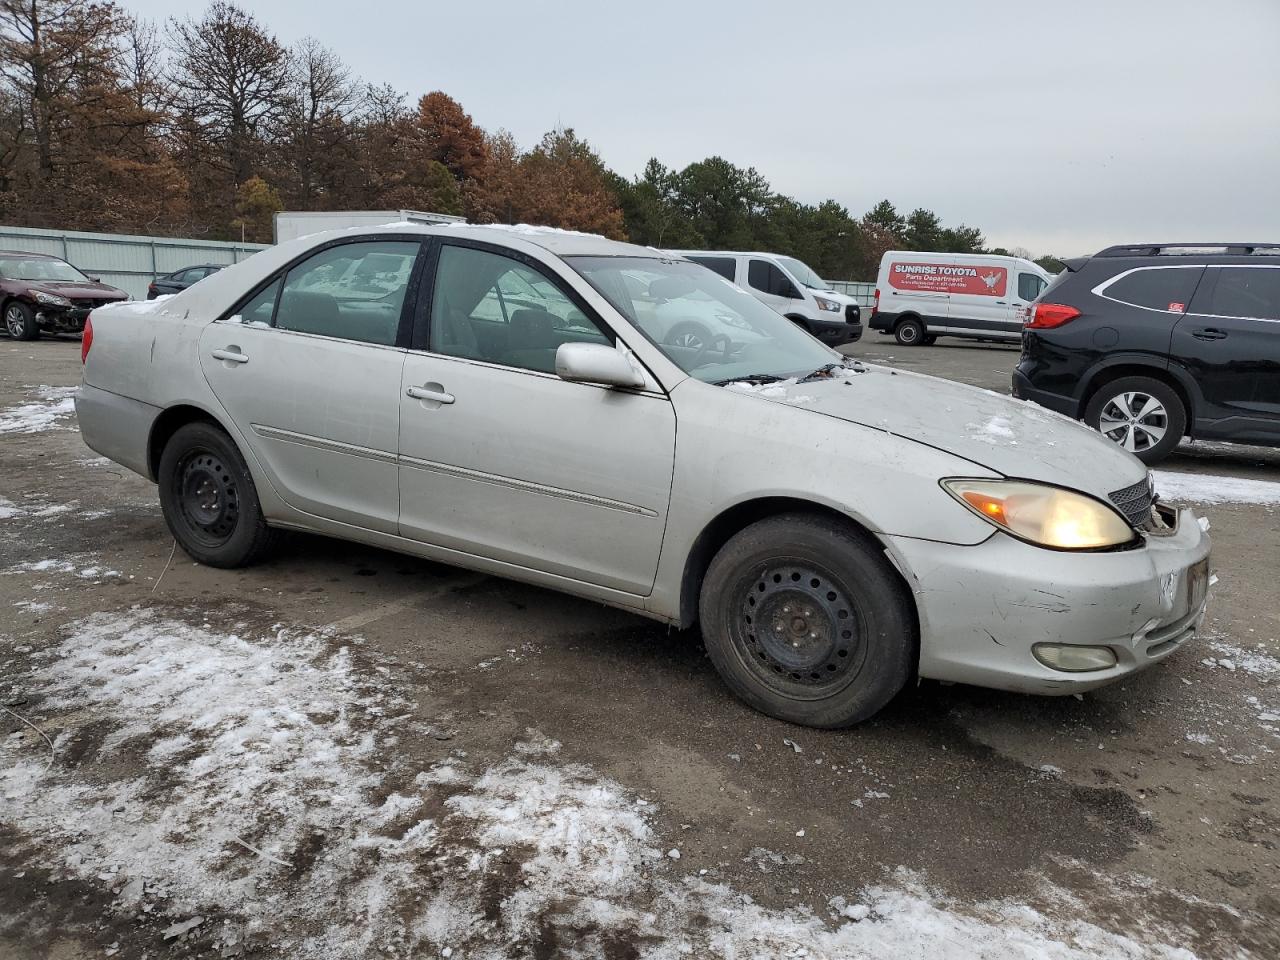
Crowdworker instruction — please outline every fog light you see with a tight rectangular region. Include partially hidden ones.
[1032,643,1118,673]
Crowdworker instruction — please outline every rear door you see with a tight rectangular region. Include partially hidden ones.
[397,239,677,595]
[198,237,423,533]
[1172,265,1280,436]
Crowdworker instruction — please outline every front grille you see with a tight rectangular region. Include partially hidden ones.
[1109,476,1154,531]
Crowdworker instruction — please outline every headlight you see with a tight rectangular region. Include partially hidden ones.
[813,296,842,313]
[942,479,1135,550]
[33,291,71,307]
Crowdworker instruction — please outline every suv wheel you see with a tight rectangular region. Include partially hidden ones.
[1085,376,1186,464]
[894,317,925,346]
[698,514,915,728]
[4,302,38,341]
[158,421,276,567]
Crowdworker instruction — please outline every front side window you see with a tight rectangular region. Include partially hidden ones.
[273,240,418,345]
[1018,273,1046,302]
[429,244,611,373]
[747,259,798,299]
[1103,267,1203,312]
[570,256,836,384]
[1198,267,1280,320]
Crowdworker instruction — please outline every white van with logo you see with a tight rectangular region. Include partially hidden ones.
[869,251,1051,345]
[667,250,863,347]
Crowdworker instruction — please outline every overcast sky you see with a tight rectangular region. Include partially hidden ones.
[128,0,1279,257]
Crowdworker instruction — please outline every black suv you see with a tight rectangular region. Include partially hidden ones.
[1013,243,1280,464]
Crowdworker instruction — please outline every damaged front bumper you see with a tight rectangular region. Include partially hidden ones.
[887,505,1211,694]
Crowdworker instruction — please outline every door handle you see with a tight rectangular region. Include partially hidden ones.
[406,385,455,404]
[1191,328,1228,341]
[211,348,249,364]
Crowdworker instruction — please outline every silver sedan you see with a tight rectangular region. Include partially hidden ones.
[76,223,1211,727]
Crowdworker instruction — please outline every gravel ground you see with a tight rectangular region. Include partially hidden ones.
[0,334,1276,959]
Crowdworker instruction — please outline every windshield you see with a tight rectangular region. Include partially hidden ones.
[775,256,831,291]
[568,256,838,383]
[0,256,87,283]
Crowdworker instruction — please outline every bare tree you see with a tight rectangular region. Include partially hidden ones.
[167,1,291,184]
[283,36,359,206]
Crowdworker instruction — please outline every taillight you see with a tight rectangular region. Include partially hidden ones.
[81,314,93,364]
[1026,303,1080,329]
[871,287,880,316]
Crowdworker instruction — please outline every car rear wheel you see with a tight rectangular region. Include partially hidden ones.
[4,302,38,341]
[894,317,924,346]
[698,514,915,728]
[1085,376,1186,465]
[158,421,275,567]
[664,321,712,351]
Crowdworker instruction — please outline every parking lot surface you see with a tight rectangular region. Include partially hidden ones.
[1,334,1277,959]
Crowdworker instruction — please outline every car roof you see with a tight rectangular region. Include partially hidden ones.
[328,221,664,259]
[0,250,62,259]
[669,250,790,259]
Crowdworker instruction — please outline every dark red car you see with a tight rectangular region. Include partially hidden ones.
[0,250,128,341]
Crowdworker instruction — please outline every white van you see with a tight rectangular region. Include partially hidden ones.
[869,251,1051,345]
[667,250,863,347]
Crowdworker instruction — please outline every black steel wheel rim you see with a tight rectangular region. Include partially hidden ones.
[737,562,867,699]
[175,449,240,546]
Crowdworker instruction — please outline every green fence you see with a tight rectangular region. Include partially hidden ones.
[0,225,268,300]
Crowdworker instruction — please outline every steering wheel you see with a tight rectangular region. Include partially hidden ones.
[691,332,733,368]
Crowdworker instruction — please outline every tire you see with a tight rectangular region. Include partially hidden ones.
[664,321,712,351]
[158,421,275,567]
[698,513,915,728]
[4,301,38,341]
[1084,375,1186,465]
[894,317,924,346]
[921,334,938,345]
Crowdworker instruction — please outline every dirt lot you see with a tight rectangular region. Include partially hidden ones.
[1,333,1277,959]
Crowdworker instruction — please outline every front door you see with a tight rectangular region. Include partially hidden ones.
[198,238,422,533]
[746,258,802,317]
[1173,265,1280,438]
[397,241,677,594]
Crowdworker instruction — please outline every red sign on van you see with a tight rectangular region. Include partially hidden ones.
[888,262,1008,297]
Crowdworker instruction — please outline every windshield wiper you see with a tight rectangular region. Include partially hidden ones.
[713,373,787,386]
[799,361,864,382]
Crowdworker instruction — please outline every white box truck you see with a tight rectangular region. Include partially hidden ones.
[869,250,1052,345]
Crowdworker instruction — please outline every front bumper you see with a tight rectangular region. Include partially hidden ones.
[811,317,862,345]
[35,299,125,333]
[887,506,1211,694]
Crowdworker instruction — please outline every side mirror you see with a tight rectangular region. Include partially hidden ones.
[89,276,101,283]
[555,342,645,389]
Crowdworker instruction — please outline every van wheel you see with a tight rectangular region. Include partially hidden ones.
[158,421,276,567]
[4,302,38,341]
[894,317,924,345]
[698,514,915,728]
[1085,376,1186,465]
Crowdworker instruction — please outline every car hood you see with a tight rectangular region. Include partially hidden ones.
[731,364,1149,498]
[26,280,127,300]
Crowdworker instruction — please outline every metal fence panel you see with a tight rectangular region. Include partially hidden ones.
[0,224,268,300]
[828,281,876,308]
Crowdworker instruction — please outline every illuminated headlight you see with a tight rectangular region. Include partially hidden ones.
[813,296,842,313]
[942,479,1135,550]
[33,291,71,307]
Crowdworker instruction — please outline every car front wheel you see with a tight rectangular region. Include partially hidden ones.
[158,421,276,567]
[4,301,38,341]
[1085,376,1186,464]
[698,514,916,728]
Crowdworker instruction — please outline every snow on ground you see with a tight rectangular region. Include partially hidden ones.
[1153,471,1280,506]
[0,385,78,435]
[0,607,1214,959]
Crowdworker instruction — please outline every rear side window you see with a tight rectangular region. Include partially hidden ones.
[688,256,736,282]
[1017,273,1046,302]
[1102,267,1203,313]
[747,259,798,298]
[1195,267,1280,320]
[275,241,419,345]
